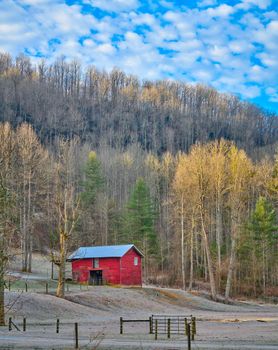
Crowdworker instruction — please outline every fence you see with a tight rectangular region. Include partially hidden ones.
[6,315,196,350]
[4,279,90,294]
[120,314,196,349]
[151,314,196,335]
[120,316,153,335]
[7,317,80,349]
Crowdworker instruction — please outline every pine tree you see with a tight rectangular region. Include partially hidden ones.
[248,196,278,295]
[79,151,105,244]
[122,178,157,279]
[249,197,277,243]
[81,151,104,206]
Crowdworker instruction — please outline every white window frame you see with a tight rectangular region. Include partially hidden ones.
[134,257,138,266]
[93,258,99,268]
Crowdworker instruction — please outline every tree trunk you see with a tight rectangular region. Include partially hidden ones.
[143,237,147,282]
[27,174,32,273]
[27,233,32,273]
[188,214,194,291]
[22,179,28,272]
[225,235,236,300]
[0,249,5,326]
[56,232,66,298]
[262,243,266,297]
[216,196,222,280]
[200,208,217,300]
[252,250,257,297]
[181,197,185,290]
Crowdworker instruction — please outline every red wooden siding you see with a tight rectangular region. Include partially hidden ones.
[71,246,142,286]
[72,257,120,284]
[120,248,142,286]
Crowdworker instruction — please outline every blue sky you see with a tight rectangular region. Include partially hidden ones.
[0,0,277,112]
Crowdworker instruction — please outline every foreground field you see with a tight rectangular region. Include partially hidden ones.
[1,285,278,349]
[1,255,278,349]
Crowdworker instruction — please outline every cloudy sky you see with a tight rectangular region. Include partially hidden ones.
[0,0,277,112]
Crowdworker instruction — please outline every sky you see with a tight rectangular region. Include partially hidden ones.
[0,0,277,112]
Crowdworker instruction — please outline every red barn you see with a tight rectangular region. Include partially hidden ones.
[67,244,143,286]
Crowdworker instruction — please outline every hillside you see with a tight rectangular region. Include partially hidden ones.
[0,53,277,303]
[0,53,277,158]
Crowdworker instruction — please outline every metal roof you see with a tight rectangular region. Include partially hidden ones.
[67,244,143,261]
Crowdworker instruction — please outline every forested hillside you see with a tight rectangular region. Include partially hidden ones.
[0,52,277,157]
[0,52,277,301]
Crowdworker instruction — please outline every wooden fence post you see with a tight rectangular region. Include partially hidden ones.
[56,319,60,333]
[149,316,153,334]
[8,280,11,291]
[155,319,158,340]
[187,323,191,350]
[75,322,78,349]
[184,317,188,335]
[25,282,28,292]
[120,317,123,334]
[191,316,196,336]
[191,316,195,341]
[51,261,54,280]
[8,317,12,331]
[23,318,26,331]
[167,318,171,339]
[46,282,48,294]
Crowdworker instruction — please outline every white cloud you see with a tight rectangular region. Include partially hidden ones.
[132,13,156,26]
[96,43,116,55]
[209,45,230,60]
[192,69,214,82]
[159,0,175,9]
[0,0,277,107]
[236,0,272,10]
[228,40,254,54]
[85,0,139,12]
[206,4,235,17]
[197,0,218,8]
[266,87,278,102]
[17,0,54,4]
[257,52,278,68]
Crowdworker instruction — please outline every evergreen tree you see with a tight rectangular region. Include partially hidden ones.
[122,178,158,278]
[81,151,104,206]
[79,151,105,244]
[249,197,277,247]
[248,196,278,295]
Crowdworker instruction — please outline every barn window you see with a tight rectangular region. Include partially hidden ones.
[134,257,138,266]
[93,258,99,268]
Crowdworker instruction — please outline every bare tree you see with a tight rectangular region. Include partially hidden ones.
[54,139,80,298]
[0,123,15,325]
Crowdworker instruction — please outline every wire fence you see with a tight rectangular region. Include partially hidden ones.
[5,317,104,350]
[4,279,91,294]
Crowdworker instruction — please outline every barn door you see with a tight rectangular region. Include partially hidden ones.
[89,270,103,285]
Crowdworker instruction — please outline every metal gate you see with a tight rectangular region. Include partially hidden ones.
[151,314,195,336]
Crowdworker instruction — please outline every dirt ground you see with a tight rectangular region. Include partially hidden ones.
[1,254,278,349]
